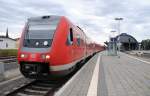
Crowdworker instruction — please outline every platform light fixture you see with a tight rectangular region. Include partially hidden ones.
[115,17,123,56]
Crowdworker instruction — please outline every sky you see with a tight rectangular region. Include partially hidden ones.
[0,0,150,44]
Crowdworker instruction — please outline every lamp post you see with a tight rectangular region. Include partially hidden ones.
[115,17,123,55]
[111,30,116,37]
[111,30,117,55]
[111,30,116,44]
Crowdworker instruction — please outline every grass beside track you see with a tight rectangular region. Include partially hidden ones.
[0,49,17,57]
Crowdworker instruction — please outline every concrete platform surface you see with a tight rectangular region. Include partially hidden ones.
[0,62,20,82]
[55,53,100,96]
[100,52,150,96]
[55,51,150,96]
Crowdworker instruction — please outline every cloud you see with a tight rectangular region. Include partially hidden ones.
[0,0,149,45]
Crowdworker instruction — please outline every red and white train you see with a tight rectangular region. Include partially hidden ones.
[17,15,104,79]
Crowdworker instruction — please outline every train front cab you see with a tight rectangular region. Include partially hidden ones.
[17,16,88,79]
[17,16,65,79]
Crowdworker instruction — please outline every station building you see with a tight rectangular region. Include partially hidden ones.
[116,33,138,51]
[0,29,17,49]
[106,33,139,51]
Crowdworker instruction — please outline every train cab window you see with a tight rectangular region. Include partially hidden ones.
[23,16,60,48]
[67,28,73,45]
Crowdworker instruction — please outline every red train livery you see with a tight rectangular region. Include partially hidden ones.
[17,15,104,79]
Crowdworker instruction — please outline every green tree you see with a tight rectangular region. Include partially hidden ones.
[141,39,150,50]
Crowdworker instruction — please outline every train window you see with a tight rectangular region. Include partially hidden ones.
[70,28,73,42]
[29,24,55,31]
[77,35,80,46]
[66,28,73,45]
[23,17,60,48]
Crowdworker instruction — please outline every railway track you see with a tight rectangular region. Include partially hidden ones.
[0,56,16,60]
[5,79,68,96]
[0,58,17,63]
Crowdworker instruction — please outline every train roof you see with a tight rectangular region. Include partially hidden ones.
[28,15,62,21]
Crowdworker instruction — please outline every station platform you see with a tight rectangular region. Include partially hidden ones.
[0,62,20,82]
[55,51,150,96]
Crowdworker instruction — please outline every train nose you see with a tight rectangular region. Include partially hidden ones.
[28,53,38,61]
[19,53,50,62]
[30,54,36,59]
[20,62,50,78]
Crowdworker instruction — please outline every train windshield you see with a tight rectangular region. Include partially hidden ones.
[23,17,60,48]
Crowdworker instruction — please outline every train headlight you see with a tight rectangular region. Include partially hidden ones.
[41,54,50,59]
[20,54,27,58]
[45,55,50,59]
[21,54,25,58]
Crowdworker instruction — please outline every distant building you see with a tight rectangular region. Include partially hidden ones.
[116,33,138,51]
[0,28,17,49]
[105,33,138,51]
[15,38,20,48]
